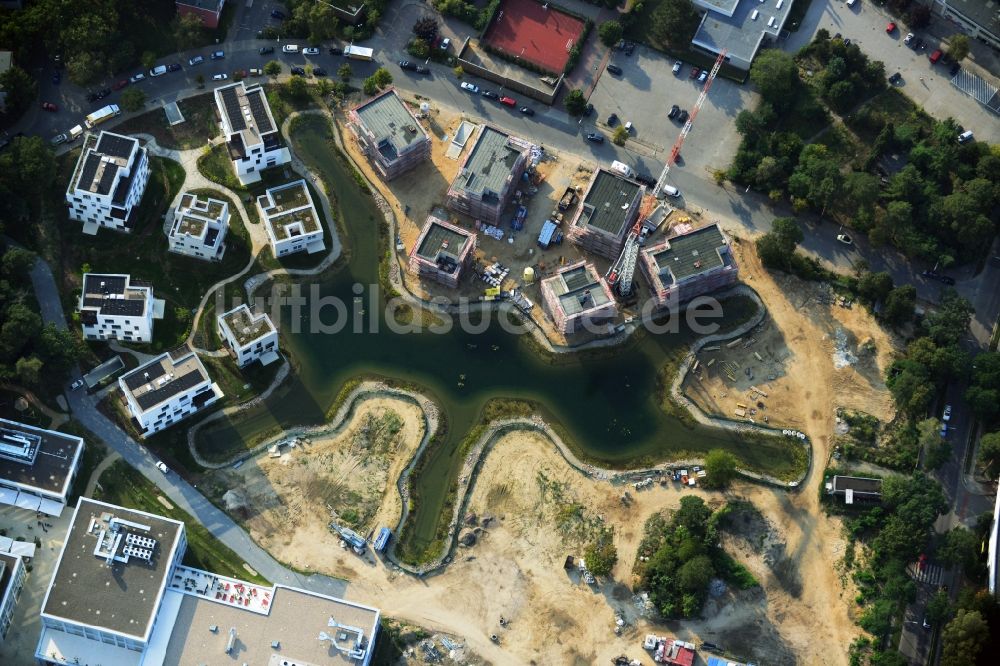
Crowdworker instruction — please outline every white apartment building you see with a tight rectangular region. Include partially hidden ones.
[118,348,223,437]
[166,191,230,261]
[36,498,187,665]
[66,131,150,234]
[79,273,159,344]
[217,304,279,367]
[256,179,326,257]
[214,81,290,185]
[0,553,26,643]
[35,497,380,666]
[0,418,85,517]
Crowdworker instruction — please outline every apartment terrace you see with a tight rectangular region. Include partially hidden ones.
[221,305,275,347]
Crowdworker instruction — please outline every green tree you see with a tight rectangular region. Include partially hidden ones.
[940,609,989,666]
[750,49,799,106]
[564,89,587,116]
[140,51,157,70]
[362,76,379,96]
[939,527,983,579]
[755,217,803,270]
[66,50,105,87]
[1,247,36,276]
[307,2,339,43]
[788,143,843,213]
[925,589,951,625]
[584,528,618,577]
[947,34,970,62]
[677,554,714,593]
[372,67,393,89]
[412,17,439,42]
[338,63,353,82]
[0,65,37,117]
[924,290,973,347]
[977,431,1000,473]
[612,126,628,146]
[0,303,41,362]
[286,75,309,101]
[650,0,701,48]
[119,87,146,113]
[882,285,917,327]
[15,356,43,386]
[408,38,430,59]
[702,449,738,489]
[264,60,282,77]
[857,271,894,305]
[598,20,623,47]
[172,12,205,50]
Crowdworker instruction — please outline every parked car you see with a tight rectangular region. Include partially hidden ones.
[698,70,708,83]
[481,90,499,99]
[624,42,635,56]
[86,91,99,102]
[888,72,902,85]
[585,132,604,144]
[167,63,182,72]
[112,79,129,90]
[942,404,952,422]
[440,37,451,51]
[499,96,516,107]
[212,73,228,80]
[51,133,68,146]
[313,67,327,76]
[914,37,925,50]
[929,49,943,63]
[415,65,430,74]
[836,233,853,245]
[329,46,343,55]
[676,109,689,123]
[607,112,618,126]
[282,44,299,53]
[904,32,914,46]
[672,61,682,75]
[885,22,896,34]
[97,88,111,99]
[41,101,58,112]
[606,63,622,75]
[211,50,225,60]
[70,378,85,390]
[129,72,146,83]
[270,9,286,19]
[155,461,169,474]
[304,47,320,55]
[259,46,275,55]
[290,66,306,75]
[233,69,248,79]
[922,270,955,285]
[689,67,700,79]
[250,68,263,76]
[668,105,679,119]
[519,106,535,116]
[189,55,205,66]
[957,130,974,144]
[460,81,479,93]
[635,172,656,188]
[398,60,417,71]
[584,103,594,117]
[149,65,168,77]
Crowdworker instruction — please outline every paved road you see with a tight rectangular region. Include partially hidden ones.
[26,252,349,598]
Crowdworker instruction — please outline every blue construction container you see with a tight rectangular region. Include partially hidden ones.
[373,527,391,553]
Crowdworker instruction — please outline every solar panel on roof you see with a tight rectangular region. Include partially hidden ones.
[247,90,273,133]
[79,153,101,192]
[96,133,136,160]
[123,360,167,390]
[220,86,247,132]
[135,370,204,410]
[97,165,118,195]
[84,274,128,295]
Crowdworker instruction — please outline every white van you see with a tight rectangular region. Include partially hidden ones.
[662,185,681,198]
[846,0,857,6]
[148,65,167,77]
[957,130,974,144]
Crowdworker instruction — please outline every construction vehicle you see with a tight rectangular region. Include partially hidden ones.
[605,50,727,300]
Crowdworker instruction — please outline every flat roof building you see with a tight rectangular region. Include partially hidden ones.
[217,304,279,368]
[408,215,477,288]
[214,81,291,185]
[349,88,431,181]
[166,191,230,261]
[446,125,533,225]
[540,261,618,336]
[691,0,795,71]
[66,131,151,235]
[639,224,739,309]
[566,167,645,260]
[0,552,26,642]
[257,179,326,258]
[118,347,223,438]
[0,419,84,517]
[826,475,883,504]
[931,0,1000,50]
[36,498,187,664]
[35,497,380,666]
[79,273,158,344]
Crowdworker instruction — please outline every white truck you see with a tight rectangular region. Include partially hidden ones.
[610,160,635,179]
[84,104,121,129]
[344,45,374,61]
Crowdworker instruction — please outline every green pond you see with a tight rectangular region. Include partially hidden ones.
[197,115,801,561]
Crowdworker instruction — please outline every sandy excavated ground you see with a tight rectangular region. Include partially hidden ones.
[213,398,425,579]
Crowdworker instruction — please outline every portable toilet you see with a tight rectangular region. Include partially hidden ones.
[523,266,535,284]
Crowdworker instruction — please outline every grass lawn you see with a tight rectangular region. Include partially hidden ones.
[66,421,108,504]
[846,87,931,145]
[93,459,270,585]
[115,93,221,150]
[56,156,253,354]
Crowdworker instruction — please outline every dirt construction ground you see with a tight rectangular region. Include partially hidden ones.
[216,238,900,664]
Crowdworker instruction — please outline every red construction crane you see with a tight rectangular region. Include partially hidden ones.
[607,50,728,299]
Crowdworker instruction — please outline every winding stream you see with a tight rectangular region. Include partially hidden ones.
[196,115,798,560]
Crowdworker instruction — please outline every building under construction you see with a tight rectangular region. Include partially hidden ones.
[540,261,618,335]
[566,167,645,260]
[348,88,430,181]
[446,125,532,225]
[639,223,739,309]
[408,215,477,288]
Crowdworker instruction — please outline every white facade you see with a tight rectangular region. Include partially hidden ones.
[167,192,230,261]
[217,304,279,367]
[214,81,291,185]
[0,554,26,642]
[118,349,223,437]
[79,273,155,343]
[257,179,326,257]
[0,418,85,517]
[66,131,150,234]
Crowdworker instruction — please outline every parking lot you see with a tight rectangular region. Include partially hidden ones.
[787,0,999,143]
[587,44,758,180]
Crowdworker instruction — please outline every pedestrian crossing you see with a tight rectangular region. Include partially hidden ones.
[907,561,944,586]
[950,69,1000,114]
